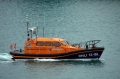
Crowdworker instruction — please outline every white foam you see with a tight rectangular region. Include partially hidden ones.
[0,53,12,61]
[34,58,60,62]
[33,58,101,62]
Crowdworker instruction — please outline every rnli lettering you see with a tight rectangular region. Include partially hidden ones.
[78,53,99,57]
[78,54,87,57]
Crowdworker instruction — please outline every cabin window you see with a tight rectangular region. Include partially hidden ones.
[53,42,60,47]
[61,41,68,46]
[37,41,44,46]
[27,43,31,46]
[45,42,51,46]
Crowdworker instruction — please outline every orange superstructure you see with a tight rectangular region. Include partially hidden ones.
[24,37,83,54]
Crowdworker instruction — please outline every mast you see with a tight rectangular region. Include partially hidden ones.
[43,12,45,37]
[26,15,30,40]
[43,0,46,37]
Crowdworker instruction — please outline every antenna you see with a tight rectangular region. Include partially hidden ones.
[37,26,38,36]
[26,15,28,31]
[36,26,38,42]
[26,15,30,40]
[43,12,45,37]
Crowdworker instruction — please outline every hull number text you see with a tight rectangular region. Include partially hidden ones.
[78,53,99,57]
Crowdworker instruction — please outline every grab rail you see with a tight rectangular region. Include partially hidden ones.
[72,40,101,49]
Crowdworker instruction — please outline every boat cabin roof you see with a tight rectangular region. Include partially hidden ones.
[25,37,68,47]
[35,37,66,42]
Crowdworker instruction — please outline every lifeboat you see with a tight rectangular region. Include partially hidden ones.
[10,22,104,60]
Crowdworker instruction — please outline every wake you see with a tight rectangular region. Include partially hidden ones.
[33,58,104,62]
[0,53,12,61]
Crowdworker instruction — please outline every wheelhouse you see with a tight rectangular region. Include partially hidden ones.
[24,37,83,54]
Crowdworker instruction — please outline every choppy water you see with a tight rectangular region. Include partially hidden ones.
[0,0,120,79]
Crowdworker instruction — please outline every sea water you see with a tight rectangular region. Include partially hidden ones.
[0,0,120,79]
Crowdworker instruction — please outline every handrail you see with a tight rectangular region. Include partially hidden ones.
[72,40,101,49]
